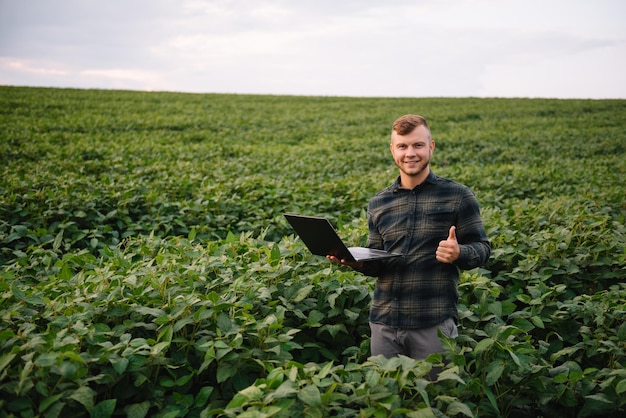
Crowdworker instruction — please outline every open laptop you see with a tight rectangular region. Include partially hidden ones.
[283,214,402,262]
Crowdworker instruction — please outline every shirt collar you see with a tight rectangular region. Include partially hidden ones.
[393,170,437,192]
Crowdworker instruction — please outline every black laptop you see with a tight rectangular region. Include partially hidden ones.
[283,214,402,262]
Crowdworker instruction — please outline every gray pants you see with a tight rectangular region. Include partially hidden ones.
[369,318,458,360]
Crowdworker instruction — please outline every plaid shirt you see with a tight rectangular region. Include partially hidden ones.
[359,171,490,329]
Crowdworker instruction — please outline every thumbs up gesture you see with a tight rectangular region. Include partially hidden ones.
[436,226,460,264]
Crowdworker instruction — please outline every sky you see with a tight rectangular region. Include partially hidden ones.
[1,0,625,99]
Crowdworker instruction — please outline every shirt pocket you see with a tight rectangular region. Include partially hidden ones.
[425,205,456,233]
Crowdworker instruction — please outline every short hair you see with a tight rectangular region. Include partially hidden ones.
[392,114,430,135]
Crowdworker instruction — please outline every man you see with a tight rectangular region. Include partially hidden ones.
[327,114,490,366]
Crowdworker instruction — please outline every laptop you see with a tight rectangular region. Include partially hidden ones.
[283,214,402,262]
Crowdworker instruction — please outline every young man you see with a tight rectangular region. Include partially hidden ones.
[327,114,490,365]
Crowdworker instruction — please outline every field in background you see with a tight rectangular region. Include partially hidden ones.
[1,87,624,417]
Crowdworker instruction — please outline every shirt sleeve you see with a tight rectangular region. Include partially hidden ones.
[454,189,491,270]
[353,208,386,277]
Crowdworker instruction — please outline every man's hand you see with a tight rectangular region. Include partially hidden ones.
[436,226,460,264]
[326,255,364,270]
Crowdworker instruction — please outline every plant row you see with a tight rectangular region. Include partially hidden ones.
[1,231,624,417]
[0,87,624,416]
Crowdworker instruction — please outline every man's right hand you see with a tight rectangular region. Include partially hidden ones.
[326,255,364,270]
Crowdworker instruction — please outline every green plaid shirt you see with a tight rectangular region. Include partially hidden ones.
[359,171,491,329]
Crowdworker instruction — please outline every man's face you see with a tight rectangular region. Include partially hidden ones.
[390,125,434,182]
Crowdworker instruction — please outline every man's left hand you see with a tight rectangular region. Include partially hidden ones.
[436,226,460,264]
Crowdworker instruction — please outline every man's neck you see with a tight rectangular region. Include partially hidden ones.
[399,168,430,190]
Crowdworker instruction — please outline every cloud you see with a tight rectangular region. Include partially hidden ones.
[2,58,69,76]
[1,0,624,97]
[0,57,172,91]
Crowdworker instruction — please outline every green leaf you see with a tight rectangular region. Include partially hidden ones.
[553,373,568,384]
[511,317,535,332]
[270,243,281,262]
[158,325,173,343]
[292,284,313,302]
[561,387,578,407]
[271,380,298,400]
[173,317,194,333]
[577,393,615,417]
[63,351,86,364]
[25,296,46,306]
[90,399,117,418]
[44,400,65,418]
[35,353,58,367]
[485,360,505,386]
[0,353,16,374]
[53,230,63,251]
[160,410,183,418]
[484,385,500,416]
[39,393,64,413]
[551,346,582,362]
[445,401,473,418]
[111,357,129,374]
[406,408,437,418]
[306,310,325,326]
[70,386,96,412]
[58,262,73,280]
[154,314,170,325]
[530,315,545,329]
[617,321,626,341]
[160,376,176,387]
[216,312,233,333]
[226,393,247,409]
[436,368,465,385]
[615,379,626,395]
[288,365,299,382]
[150,341,170,356]
[298,385,322,407]
[217,363,237,383]
[487,301,502,316]
[134,307,166,317]
[6,225,27,242]
[225,231,237,243]
[123,401,149,418]
[319,323,347,338]
[507,349,523,368]
[474,338,495,353]
[11,282,25,300]
[238,385,264,401]
[343,308,360,322]
[59,360,81,379]
[194,386,214,408]
[318,361,334,380]
[177,373,194,387]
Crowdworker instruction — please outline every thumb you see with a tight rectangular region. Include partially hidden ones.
[448,226,457,241]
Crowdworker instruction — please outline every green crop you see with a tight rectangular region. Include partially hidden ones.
[0,86,624,417]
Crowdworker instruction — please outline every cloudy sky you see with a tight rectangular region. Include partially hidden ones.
[1,0,625,98]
